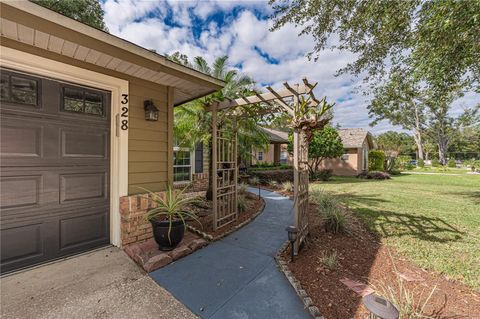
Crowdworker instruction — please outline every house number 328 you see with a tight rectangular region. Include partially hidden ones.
[120,94,128,130]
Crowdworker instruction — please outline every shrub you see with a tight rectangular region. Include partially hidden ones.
[447,158,456,168]
[358,171,391,180]
[323,205,347,233]
[237,195,247,212]
[417,158,425,168]
[310,169,333,181]
[405,163,415,170]
[249,169,293,184]
[311,189,339,211]
[431,159,440,167]
[396,155,412,170]
[268,180,278,188]
[368,150,385,171]
[282,181,293,192]
[238,183,248,194]
[249,176,260,185]
[320,250,339,270]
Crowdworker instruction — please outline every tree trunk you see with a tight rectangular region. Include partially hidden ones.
[413,103,425,160]
[438,135,449,165]
[413,130,424,160]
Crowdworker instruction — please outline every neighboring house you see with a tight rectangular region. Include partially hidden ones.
[251,127,292,165]
[0,1,223,273]
[318,128,375,176]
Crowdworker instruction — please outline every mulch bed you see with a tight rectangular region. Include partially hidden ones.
[281,202,480,318]
[186,191,264,240]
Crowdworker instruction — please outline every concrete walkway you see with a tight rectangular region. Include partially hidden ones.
[1,247,196,319]
[150,188,310,319]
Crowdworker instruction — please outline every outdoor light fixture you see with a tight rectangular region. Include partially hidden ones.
[285,226,298,262]
[362,294,399,319]
[144,99,159,121]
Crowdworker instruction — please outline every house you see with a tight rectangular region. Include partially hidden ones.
[251,127,291,165]
[250,127,374,176]
[0,1,224,273]
[319,128,375,176]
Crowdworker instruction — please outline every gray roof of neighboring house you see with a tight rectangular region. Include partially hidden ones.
[260,127,289,144]
[338,128,375,149]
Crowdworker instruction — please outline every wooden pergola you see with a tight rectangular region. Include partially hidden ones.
[208,78,325,253]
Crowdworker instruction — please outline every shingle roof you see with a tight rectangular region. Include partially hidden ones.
[260,127,289,144]
[338,128,374,149]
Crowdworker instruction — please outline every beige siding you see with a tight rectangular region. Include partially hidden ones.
[319,148,359,176]
[2,38,173,195]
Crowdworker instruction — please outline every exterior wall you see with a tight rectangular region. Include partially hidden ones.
[119,193,154,245]
[252,144,292,165]
[1,38,173,195]
[318,148,359,176]
[318,137,371,176]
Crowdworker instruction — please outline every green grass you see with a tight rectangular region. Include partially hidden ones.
[411,166,472,174]
[311,174,480,289]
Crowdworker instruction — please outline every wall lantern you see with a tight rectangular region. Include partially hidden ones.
[144,100,159,121]
[362,294,399,319]
[285,226,298,262]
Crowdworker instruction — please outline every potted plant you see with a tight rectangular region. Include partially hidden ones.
[141,185,201,251]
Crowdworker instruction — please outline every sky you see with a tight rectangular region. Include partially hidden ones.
[101,0,479,135]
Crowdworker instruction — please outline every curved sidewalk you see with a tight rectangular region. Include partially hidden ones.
[150,188,310,319]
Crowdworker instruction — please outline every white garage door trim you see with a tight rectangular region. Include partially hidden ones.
[0,46,128,247]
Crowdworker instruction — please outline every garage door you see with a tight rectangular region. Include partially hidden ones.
[0,68,111,273]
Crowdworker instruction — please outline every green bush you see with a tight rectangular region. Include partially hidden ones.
[358,171,391,180]
[431,159,440,167]
[311,189,339,211]
[237,195,247,212]
[396,155,412,170]
[323,205,347,234]
[448,158,456,168]
[405,163,415,170]
[417,158,425,168]
[368,150,385,171]
[310,169,333,181]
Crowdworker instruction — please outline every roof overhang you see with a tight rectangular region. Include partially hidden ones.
[0,1,224,106]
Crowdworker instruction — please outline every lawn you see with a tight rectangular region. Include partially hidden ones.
[310,174,480,289]
[411,167,472,174]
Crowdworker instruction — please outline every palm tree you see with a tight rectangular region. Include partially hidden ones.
[171,53,269,200]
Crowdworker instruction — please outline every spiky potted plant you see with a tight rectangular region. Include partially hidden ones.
[142,185,201,251]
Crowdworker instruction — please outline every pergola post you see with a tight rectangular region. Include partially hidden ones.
[212,104,218,231]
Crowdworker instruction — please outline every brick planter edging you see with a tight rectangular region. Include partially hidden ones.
[275,241,325,319]
[187,196,266,242]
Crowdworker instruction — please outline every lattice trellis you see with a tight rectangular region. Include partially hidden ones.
[209,78,330,253]
[212,110,238,230]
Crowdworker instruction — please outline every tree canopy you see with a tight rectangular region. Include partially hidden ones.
[33,0,108,31]
[288,126,344,173]
[270,0,480,164]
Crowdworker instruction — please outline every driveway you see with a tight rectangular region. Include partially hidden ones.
[1,247,197,319]
[150,188,310,319]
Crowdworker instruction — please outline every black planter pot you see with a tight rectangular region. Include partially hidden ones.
[150,219,185,251]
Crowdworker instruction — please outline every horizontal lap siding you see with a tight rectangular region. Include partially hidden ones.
[2,39,173,195]
[128,82,169,194]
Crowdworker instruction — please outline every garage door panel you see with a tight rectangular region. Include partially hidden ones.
[60,172,107,203]
[1,122,43,158]
[59,211,108,251]
[0,223,45,267]
[0,175,42,210]
[61,129,108,158]
[0,68,111,273]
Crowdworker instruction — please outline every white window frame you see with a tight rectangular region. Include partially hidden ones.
[173,146,194,183]
[258,151,264,161]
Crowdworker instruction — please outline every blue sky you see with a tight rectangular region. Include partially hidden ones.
[102,0,479,135]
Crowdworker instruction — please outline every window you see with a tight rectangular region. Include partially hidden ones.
[341,154,349,161]
[62,86,104,116]
[1,71,39,106]
[173,150,192,182]
[258,151,263,161]
[280,150,288,164]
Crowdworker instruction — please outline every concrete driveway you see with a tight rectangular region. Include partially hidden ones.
[1,247,197,319]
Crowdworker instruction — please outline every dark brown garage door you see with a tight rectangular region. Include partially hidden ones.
[0,68,110,273]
